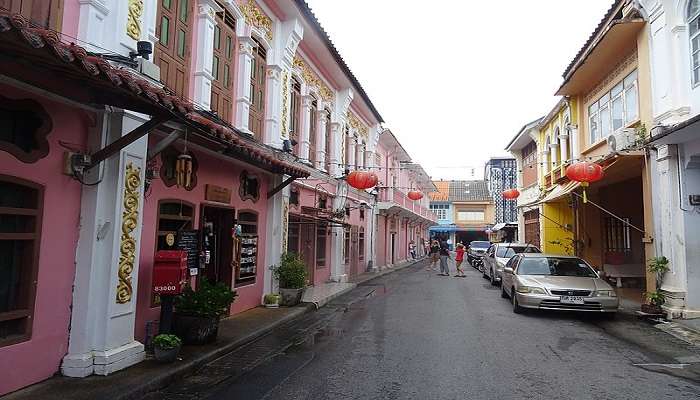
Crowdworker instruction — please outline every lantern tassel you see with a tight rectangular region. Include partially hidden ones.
[582,182,589,204]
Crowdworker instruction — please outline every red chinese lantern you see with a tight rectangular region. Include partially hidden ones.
[407,190,423,200]
[502,188,520,200]
[346,171,378,190]
[565,162,604,203]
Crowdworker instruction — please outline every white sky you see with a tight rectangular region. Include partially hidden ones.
[305,0,613,180]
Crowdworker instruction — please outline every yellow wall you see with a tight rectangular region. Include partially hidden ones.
[538,99,578,186]
[541,201,575,255]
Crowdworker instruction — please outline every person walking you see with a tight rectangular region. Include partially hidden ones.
[409,240,416,260]
[428,240,440,270]
[438,239,451,276]
[454,242,466,277]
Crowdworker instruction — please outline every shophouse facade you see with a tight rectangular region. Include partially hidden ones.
[428,181,455,243]
[449,181,494,245]
[484,157,518,241]
[0,0,432,395]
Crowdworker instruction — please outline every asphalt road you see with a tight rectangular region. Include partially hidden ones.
[174,259,700,400]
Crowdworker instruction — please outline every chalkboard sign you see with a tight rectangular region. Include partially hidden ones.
[237,235,258,281]
[176,230,199,270]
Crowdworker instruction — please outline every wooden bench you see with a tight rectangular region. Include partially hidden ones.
[603,264,645,288]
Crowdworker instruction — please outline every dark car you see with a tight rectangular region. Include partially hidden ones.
[467,240,491,267]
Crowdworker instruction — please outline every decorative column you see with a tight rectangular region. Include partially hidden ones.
[347,134,356,171]
[569,124,579,161]
[316,107,327,171]
[328,121,342,176]
[192,1,223,110]
[263,174,289,296]
[558,131,569,164]
[549,141,559,169]
[299,94,313,163]
[235,36,255,134]
[264,65,284,148]
[62,110,149,377]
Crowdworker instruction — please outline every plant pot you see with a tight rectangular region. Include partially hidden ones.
[279,287,304,306]
[264,303,279,309]
[173,313,220,345]
[641,304,664,315]
[154,344,181,363]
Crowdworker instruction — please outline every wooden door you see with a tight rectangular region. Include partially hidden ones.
[524,209,540,248]
[349,226,359,277]
[308,99,317,164]
[201,205,235,288]
[289,78,301,156]
[211,8,235,123]
[299,222,315,284]
[249,39,267,140]
[154,0,194,98]
[0,0,63,29]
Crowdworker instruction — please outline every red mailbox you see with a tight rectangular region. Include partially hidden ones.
[153,250,188,295]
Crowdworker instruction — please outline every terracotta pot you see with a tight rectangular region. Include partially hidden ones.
[641,304,663,315]
[173,313,220,345]
[279,288,304,306]
[154,344,181,363]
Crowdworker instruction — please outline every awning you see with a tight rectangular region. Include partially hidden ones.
[539,180,580,204]
[491,222,517,232]
[429,225,458,233]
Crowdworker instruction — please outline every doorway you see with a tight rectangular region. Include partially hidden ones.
[200,205,235,287]
[299,221,316,285]
[390,233,396,264]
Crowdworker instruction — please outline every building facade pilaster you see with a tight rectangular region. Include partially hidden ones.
[192,0,223,110]
[299,94,313,162]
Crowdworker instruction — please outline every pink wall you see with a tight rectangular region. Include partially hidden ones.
[61,0,81,40]
[0,85,87,395]
[135,140,270,341]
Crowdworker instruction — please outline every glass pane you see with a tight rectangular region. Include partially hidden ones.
[589,114,598,143]
[226,36,232,58]
[625,86,639,123]
[599,92,610,106]
[224,66,230,87]
[177,29,185,58]
[611,81,623,97]
[0,240,30,313]
[179,0,189,23]
[212,55,219,80]
[695,67,700,85]
[163,0,172,9]
[0,182,38,209]
[624,69,638,87]
[214,26,221,49]
[160,16,170,46]
[588,101,598,114]
[612,96,624,131]
[600,105,611,138]
[691,14,700,35]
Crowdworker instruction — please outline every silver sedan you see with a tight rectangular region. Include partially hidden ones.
[501,253,619,314]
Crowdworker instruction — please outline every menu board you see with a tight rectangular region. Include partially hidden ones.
[176,230,199,271]
[238,235,258,281]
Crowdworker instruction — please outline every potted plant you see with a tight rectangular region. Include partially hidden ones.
[272,253,308,306]
[153,334,182,363]
[173,278,237,345]
[263,293,280,308]
[642,290,666,314]
[642,256,670,315]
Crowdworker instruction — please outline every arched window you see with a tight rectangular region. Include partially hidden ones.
[689,0,700,85]
[324,108,332,170]
[544,136,551,173]
[553,127,561,165]
[309,97,318,165]
[564,117,572,162]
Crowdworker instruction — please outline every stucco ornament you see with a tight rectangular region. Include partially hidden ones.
[282,199,289,252]
[126,0,144,40]
[348,112,368,139]
[116,162,141,304]
[281,71,289,137]
[293,56,334,103]
[241,0,273,41]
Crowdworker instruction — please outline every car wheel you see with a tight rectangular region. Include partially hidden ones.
[490,270,498,286]
[512,290,523,314]
[501,285,509,299]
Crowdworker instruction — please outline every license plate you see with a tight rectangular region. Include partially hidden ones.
[560,296,585,305]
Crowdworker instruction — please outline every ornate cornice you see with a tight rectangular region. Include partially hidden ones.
[348,111,368,138]
[240,0,273,41]
[293,56,334,103]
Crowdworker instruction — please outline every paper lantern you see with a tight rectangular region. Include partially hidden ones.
[565,162,604,203]
[502,188,520,200]
[346,171,378,190]
[407,190,423,200]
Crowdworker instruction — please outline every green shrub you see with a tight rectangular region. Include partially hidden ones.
[647,290,666,306]
[272,253,308,289]
[648,256,670,274]
[174,278,237,318]
[263,293,280,304]
[153,334,182,350]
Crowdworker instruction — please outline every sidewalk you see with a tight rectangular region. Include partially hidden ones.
[3,258,427,400]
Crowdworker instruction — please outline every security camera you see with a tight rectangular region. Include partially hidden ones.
[130,41,153,60]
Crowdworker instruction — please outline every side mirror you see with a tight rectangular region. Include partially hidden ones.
[504,267,514,275]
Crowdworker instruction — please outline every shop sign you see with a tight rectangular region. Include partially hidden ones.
[206,184,231,203]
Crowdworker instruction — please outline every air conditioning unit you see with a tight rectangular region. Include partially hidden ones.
[606,129,636,153]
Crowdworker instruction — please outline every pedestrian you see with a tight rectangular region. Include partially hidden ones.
[409,240,416,260]
[428,240,440,270]
[455,242,466,277]
[438,240,451,276]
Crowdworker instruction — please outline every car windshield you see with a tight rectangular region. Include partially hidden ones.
[496,246,540,258]
[470,241,490,248]
[517,257,597,277]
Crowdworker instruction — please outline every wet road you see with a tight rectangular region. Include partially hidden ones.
[165,260,700,399]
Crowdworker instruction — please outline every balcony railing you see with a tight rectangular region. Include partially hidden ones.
[378,188,437,221]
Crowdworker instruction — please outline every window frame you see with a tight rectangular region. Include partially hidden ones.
[236,210,259,286]
[0,95,52,164]
[586,69,639,144]
[315,223,326,268]
[0,174,44,347]
[689,0,700,87]
[153,199,194,306]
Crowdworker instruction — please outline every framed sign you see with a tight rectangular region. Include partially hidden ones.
[205,184,231,203]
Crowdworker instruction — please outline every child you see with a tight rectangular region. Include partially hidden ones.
[455,243,466,277]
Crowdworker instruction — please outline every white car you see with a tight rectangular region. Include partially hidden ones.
[482,243,540,285]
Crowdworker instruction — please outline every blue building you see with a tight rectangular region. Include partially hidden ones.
[485,157,517,225]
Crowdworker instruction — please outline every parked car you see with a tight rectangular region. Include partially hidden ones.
[501,254,619,314]
[482,243,540,285]
[467,241,491,268]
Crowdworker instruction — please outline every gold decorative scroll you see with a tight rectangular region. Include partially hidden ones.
[293,56,334,103]
[348,112,369,138]
[126,0,144,40]
[282,200,289,252]
[241,0,273,41]
[116,162,141,304]
[281,71,289,137]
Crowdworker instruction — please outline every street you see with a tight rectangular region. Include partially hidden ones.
[148,259,700,400]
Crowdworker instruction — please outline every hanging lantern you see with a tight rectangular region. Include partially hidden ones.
[176,153,193,189]
[502,188,520,200]
[346,171,378,190]
[565,162,604,203]
[407,190,423,200]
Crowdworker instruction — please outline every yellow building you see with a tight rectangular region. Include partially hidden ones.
[551,1,655,302]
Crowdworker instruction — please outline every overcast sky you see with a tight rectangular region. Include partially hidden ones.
[305,0,612,180]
